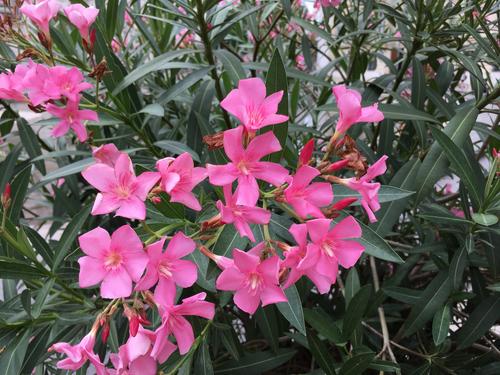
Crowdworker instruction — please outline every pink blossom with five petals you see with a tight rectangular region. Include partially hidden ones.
[156,152,206,211]
[135,233,198,306]
[63,4,99,42]
[46,100,98,142]
[109,325,176,375]
[20,0,60,37]
[283,223,333,293]
[78,225,148,298]
[50,331,107,375]
[216,185,271,241]
[92,143,122,166]
[342,155,388,223]
[220,78,288,133]
[216,243,287,314]
[332,85,384,134]
[305,217,364,284]
[153,293,215,355]
[206,126,289,206]
[81,153,160,220]
[284,165,333,219]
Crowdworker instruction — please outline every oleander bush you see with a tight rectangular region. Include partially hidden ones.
[0,0,499,374]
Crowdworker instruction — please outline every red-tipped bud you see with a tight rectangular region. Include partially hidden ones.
[493,148,499,159]
[129,316,139,337]
[331,197,358,211]
[327,159,350,173]
[150,196,161,204]
[101,322,110,343]
[1,183,11,210]
[298,139,314,167]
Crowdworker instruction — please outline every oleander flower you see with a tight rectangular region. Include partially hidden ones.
[20,0,60,37]
[332,85,384,135]
[207,126,289,206]
[156,152,206,211]
[78,225,148,298]
[82,153,160,220]
[216,243,287,314]
[135,233,198,306]
[46,100,98,142]
[220,78,288,133]
[63,4,99,43]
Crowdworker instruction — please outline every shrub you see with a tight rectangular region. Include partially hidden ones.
[0,0,499,374]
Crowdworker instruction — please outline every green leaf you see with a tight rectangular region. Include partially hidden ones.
[371,159,421,237]
[208,225,248,278]
[333,185,414,206]
[263,49,288,162]
[52,204,92,270]
[355,218,404,263]
[8,166,31,224]
[276,285,306,335]
[255,307,279,353]
[0,259,49,279]
[214,50,246,85]
[194,341,214,375]
[187,81,215,159]
[471,213,498,226]
[379,103,439,123]
[0,144,21,193]
[450,246,468,290]
[138,104,164,117]
[112,50,199,95]
[339,352,375,375]
[345,268,360,307]
[33,158,94,190]
[383,286,421,304]
[154,140,200,162]
[32,278,55,319]
[158,67,214,104]
[304,308,344,345]
[369,360,401,373]
[214,349,296,374]
[0,328,32,375]
[432,304,450,345]
[306,330,336,375]
[343,285,371,339]
[18,119,45,174]
[415,105,479,203]
[455,296,500,349]
[404,272,451,336]
[431,127,484,207]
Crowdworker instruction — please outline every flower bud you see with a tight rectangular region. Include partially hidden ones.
[1,183,11,210]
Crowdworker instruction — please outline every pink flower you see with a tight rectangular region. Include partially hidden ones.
[50,331,106,375]
[154,293,215,355]
[284,165,333,219]
[342,155,388,223]
[216,185,271,241]
[0,64,29,102]
[110,325,176,375]
[295,55,306,70]
[450,207,465,218]
[20,0,60,37]
[298,139,314,167]
[135,233,198,306]
[81,153,160,220]
[78,225,148,298]
[49,66,93,102]
[63,4,99,42]
[207,126,289,206]
[22,62,61,105]
[156,152,206,211]
[92,143,122,166]
[220,78,288,133]
[283,224,333,293]
[306,217,364,283]
[46,100,97,142]
[216,243,287,314]
[332,85,384,134]
[320,0,341,7]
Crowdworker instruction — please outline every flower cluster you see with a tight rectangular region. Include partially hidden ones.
[49,78,385,373]
[0,60,97,141]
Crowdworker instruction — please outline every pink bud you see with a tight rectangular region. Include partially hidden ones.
[331,197,358,211]
[328,159,350,172]
[101,322,110,343]
[1,183,11,209]
[298,139,314,167]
